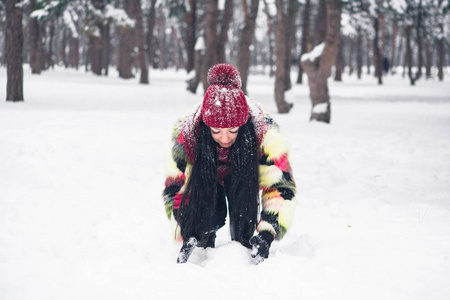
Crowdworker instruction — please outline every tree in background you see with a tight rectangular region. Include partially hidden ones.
[273,0,298,113]
[237,0,260,95]
[5,0,24,101]
[296,0,311,84]
[301,0,341,123]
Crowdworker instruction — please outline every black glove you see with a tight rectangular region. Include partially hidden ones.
[249,231,274,264]
[176,237,198,264]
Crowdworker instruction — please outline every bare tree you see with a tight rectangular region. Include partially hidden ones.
[5,0,24,101]
[296,0,311,84]
[237,0,260,95]
[216,0,233,63]
[132,0,148,83]
[28,0,44,74]
[300,0,341,123]
[200,0,219,90]
[184,0,197,73]
[146,0,157,69]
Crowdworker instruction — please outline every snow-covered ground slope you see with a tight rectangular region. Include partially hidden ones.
[1,66,449,299]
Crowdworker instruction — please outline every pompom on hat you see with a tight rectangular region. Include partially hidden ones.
[201,64,249,128]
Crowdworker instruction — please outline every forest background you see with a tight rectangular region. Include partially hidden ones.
[1,0,449,123]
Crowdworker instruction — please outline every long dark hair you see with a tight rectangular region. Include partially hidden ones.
[177,117,260,243]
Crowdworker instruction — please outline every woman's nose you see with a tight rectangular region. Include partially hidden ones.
[220,133,230,143]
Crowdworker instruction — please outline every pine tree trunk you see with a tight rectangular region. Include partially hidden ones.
[301,0,341,123]
[283,0,299,91]
[216,0,233,63]
[349,37,354,76]
[262,0,274,77]
[146,0,157,70]
[5,0,24,101]
[366,35,371,74]
[274,0,293,113]
[297,0,310,84]
[158,7,167,70]
[69,36,79,69]
[61,29,68,68]
[237,0,259,95]
[101,21,110,76]
[313,0,326,47]
[119,1,135,79]
[133,0,148,83]
[47,20,55,69]
[373,17,383,85]
[425,41,432,79]
[201,0,219,90]
[437,27,444,81]
[390,18,398,73]
[405,25,415,85]
[118,25,133,78]
[356,28,363,79]
[89,35,102,75]
[29,0,41,74]
[184,0,197,73]
[334,35,344,81]
[415,0,424,80]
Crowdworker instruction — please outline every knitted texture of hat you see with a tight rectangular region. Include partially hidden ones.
[202,64,249,128]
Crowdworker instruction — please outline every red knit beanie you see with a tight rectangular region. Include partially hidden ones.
[201,64,249,128]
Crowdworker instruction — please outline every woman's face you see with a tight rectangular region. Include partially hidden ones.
[210,127,239,148]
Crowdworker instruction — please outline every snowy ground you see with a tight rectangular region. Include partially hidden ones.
[0,66,449,300]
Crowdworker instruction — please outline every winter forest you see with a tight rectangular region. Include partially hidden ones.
[2,0,449,121]
[1,0,450,299]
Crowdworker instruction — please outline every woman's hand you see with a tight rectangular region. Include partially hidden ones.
[176,237,198,264]
[249,231,274,264]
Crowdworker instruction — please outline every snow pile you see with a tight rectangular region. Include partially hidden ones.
[0,66,449,299]
[301,43,325,62]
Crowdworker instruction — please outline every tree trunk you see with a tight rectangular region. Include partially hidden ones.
[184,0,197,73]
[348,37,354,76]
[415,0,424,80]
[89,35,102,75]
[6,0,24,101]
[390,18,398,73]
[69,35,79,69]
[334,35,344,81]
[301,0,341,123]
[437,25,444,81]
[133,0,148,83]
[216,0,233,63]
[297,0,311,84]
[201,0,219,90]
[186,47,204,93]
[274,0,293,113]
[119,1,135,79]
[424,40,432,79]
[101,21,110,76]
[158,7,167,70]
[262,0,275,77]
[283,0,299,91]
[366,35,371,74]
[356,28,362,79]
[146,0,157,70]
[405,25,415,85]
[313,0,326,47]
[61,28,68,68]
[237,0,260,95]
[373,16,383,85]
[47,20,55,69]
[29,0,42,74]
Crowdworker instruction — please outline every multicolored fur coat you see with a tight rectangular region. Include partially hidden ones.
[163,97,296,241]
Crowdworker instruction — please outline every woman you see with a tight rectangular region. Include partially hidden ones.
[163,64,296,264]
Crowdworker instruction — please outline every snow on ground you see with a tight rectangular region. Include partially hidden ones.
[0,66,449,299]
